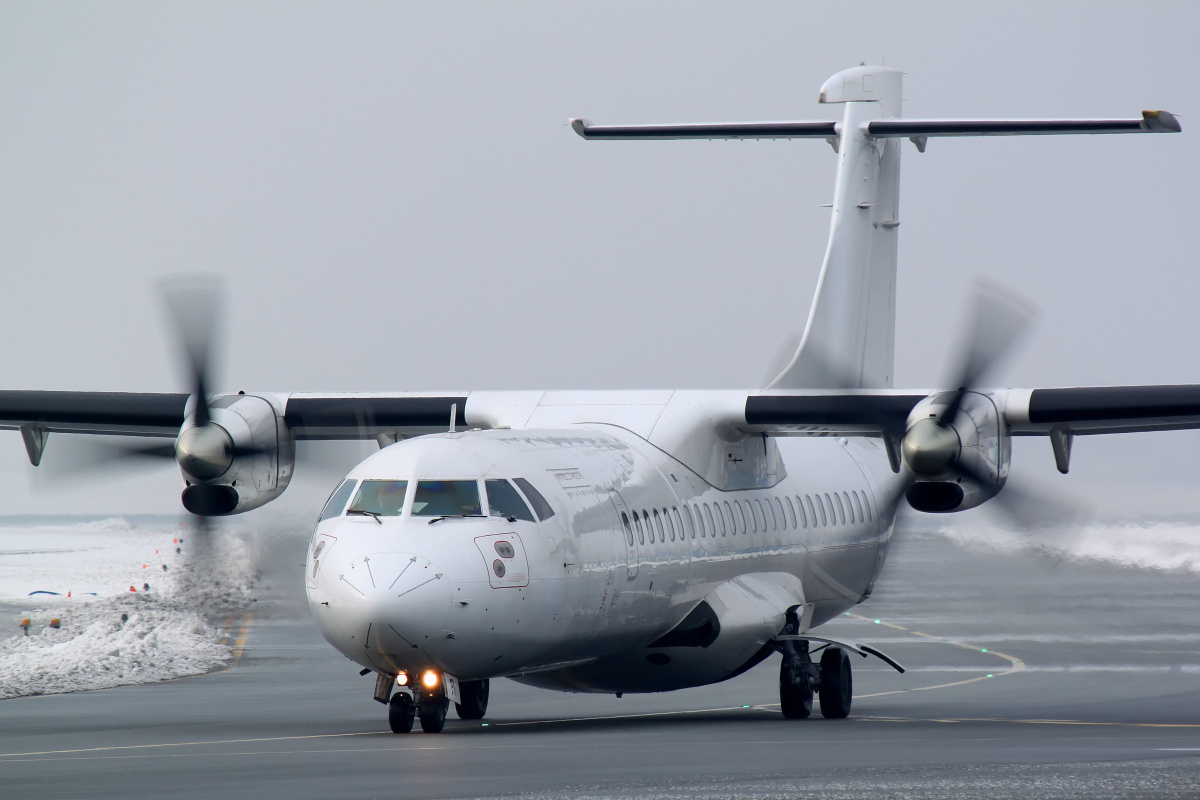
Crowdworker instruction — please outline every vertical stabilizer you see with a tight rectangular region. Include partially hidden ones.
[768,65,903,390]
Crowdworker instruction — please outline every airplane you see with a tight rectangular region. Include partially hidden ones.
[1,64,1191,734]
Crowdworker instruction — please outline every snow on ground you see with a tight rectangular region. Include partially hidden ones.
[933,517,1200,574]
[0,517,260,699]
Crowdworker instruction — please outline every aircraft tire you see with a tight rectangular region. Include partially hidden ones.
[388,694,416,734]
[778,659,813,719]
[419,696,448,733]
[455,679,490,720]
[818,647,852,719]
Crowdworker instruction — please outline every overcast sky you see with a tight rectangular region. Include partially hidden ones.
[1,2,1197,517]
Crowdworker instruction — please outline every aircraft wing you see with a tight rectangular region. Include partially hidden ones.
[283,394,468,440]
[0,391,188,437]
[8,386,1200,441]
[741,385,1200,437]
[0,391,469,440]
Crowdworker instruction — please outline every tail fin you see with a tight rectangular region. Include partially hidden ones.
[770,65,904,389]
[571,66,1179,390]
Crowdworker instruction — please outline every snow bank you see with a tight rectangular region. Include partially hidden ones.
[0,594,229,699]
[935,518,1200,573]
[0,518,260,699]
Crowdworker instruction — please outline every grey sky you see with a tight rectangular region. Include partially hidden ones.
[1,2,1197,516]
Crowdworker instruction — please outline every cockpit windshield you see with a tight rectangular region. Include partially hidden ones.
[486,479,536,522]
[319,479,358,522]
[347,480,409,516]
[411,480,482,517]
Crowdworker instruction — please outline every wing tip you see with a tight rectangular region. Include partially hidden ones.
[569,118,590,139]
[1142,110,1182,133]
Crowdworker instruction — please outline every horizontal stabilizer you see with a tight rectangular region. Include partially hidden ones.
[868,110,1180,138]
[569,111,1179,143]
[570,118,837,140]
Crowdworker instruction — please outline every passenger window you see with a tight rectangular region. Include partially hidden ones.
[843,491,856,524]
[773,497,785,531]
[319,479,358,522]
[634,511,645,545]
[348,480,408,517]
[749,500,761,533]
[703,503,715,538]
[720,502,732,536]
[513,478,555,521]
[859,490,872,522]
[673,508,687,541]
[653,509,665,542]
[796,495,808,529]
[663,509,675,542]
[812,495,826,527]
[412,480,481,517]
[785,496,797,529]
[620,512,634,546]
[486,479,536,522]
[832,492,845,525]
[734,502,747,535]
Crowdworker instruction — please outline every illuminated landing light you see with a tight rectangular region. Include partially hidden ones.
[396,672,410,686]
[422,670,440,689]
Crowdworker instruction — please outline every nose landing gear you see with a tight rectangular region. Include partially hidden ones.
[418,694,449,733]
[381,670,468,733]
[388,693,416,733]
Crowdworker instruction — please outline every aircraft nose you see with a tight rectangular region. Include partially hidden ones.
[336,551,451,654]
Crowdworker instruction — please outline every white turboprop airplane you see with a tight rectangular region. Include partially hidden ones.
[4,65,1189,733]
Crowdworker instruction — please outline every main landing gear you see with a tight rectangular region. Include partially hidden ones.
[455,679,490,720]
[776,611,854,720]
[779,640,852,719]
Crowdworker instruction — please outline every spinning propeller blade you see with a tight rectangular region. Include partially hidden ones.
[879,283,1040,524]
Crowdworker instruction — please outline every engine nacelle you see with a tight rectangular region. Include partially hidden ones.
[177,394,294,515]
[901,391,1010,513]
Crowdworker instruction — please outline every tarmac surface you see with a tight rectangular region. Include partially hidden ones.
[4,522,1200,799]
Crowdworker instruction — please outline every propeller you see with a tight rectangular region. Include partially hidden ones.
[878,282,1043,526]
[32,276,247,511]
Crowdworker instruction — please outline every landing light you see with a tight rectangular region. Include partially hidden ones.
[422,670,440,689]
[396,672,409,686]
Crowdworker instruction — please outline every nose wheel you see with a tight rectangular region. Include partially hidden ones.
[418,695,449,733]
[388,693,416,733]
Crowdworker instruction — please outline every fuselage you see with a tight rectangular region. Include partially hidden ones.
[306,425,894,694]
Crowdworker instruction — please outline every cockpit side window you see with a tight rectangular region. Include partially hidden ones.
[513,477,555,521]
[412,480,482,517]
[319,479,358,522]
[486,479,536,522]
[348,480,408,516]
